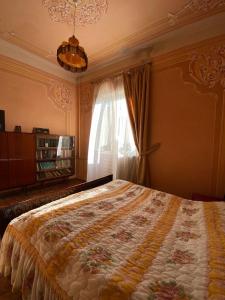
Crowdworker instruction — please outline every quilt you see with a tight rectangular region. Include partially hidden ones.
[0,180,225,300]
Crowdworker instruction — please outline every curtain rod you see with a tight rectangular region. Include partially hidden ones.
[90,61,152,85]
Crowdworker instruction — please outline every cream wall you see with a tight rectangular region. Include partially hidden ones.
[77,35,225,199]
[0,55,77,136]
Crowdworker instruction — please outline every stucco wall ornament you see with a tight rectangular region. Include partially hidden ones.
[168,0,225,25]
[80,83,94,113]
[188,44,225,90]
[42,0,108,26]
[48,83,73,111]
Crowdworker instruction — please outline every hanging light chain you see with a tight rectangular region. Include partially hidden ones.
[73,0,78,36]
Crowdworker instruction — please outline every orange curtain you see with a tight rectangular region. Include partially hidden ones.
[123,63,152,187]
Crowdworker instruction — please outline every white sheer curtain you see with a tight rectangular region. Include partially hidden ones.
[87,76,137,182]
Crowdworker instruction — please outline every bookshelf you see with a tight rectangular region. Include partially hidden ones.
[36,134,75,182]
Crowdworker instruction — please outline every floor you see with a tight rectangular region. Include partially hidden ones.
[0,177,84,298]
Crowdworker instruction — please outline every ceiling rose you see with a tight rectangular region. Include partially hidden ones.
[42,0,108,26]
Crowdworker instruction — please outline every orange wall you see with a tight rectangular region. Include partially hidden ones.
[77,35,225,199]
[0,55,77,136]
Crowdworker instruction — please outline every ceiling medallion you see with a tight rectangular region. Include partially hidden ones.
[43,0,108,73]
[42,0,108,26]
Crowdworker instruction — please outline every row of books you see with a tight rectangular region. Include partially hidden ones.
[37,161,55,170]
[56,160,71,168]
[36,149,73,160]
[37,168,72,180]
[37,160,72,171]
[37,137,72,148]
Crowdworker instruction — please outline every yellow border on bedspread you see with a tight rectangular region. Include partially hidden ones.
[23,182,133,238]
[4,182,133,300]
[204,202,225,299]
[99,196,181,300]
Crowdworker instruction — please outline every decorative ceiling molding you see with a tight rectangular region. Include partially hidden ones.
[78,35,225,84]
[168,0,225,25]
[0,38,76,83]
[42,0,108,26]
[1,1,224,76]
[0,54,74,112]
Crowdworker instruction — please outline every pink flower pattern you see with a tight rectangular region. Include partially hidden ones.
[176,231,200,242]
[152,198,164,207]
[182,207,199,216]
[132,215,149,226]
[43,221,73,243]
[79,211,95,218]
[81,246,112,274]
[148,280,192,300]
[168,249,194,265]
[111,230,133,242]
[145,207,156,214]
[182,220,197,228]
[98,201,114,210]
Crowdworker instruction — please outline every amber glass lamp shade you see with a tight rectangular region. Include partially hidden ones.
[57,35,88,73]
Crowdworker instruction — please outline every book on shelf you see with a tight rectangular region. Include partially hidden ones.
[37,168,72,181]
[36,134,74,181]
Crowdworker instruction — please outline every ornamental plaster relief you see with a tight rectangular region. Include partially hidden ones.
[79,82,94,113]
[189,44,225,91]
[168,0,225,25]
[179,40,225,196]
[47,82,73,112]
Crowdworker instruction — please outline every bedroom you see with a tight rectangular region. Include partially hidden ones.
[0,0,225,299]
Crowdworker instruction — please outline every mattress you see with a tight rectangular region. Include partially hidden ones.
[0,180,225,300]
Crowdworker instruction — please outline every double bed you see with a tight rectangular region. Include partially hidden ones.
[0,179,225,300]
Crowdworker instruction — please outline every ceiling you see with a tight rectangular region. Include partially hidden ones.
[0,0,225,81]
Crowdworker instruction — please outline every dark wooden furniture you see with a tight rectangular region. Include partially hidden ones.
[192,193,225,201]
[0,132,9,190]
[0,132,36,191]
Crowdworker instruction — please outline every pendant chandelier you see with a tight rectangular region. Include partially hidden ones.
[57,0,88,73]
[43,0,108,73]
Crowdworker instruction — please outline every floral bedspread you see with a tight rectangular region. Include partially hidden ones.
[0,180,225,300]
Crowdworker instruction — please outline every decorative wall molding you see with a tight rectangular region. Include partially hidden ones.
[177,39,225,196]
[189,44,225,90]
[0,54,76,134]
[79,82,94,113]
[78,35,225,192]
[1,2,225,76]
[48,82,73,112]
[78,81,94,158]
[0,37,75,83]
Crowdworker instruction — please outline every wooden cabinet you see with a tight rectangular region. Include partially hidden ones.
[0,132,36,190]
[0,132,9,190]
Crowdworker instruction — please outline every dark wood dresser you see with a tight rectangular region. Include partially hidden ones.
[0,132,36,190]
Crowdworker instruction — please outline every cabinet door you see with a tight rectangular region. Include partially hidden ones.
[0,132,9,190]
[8,133,36,187]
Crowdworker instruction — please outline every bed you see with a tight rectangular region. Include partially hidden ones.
[0,179,225,300]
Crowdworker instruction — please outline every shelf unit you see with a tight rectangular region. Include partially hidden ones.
[35,134,75,182]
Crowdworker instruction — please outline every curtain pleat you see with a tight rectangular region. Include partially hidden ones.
[123,64,152,187]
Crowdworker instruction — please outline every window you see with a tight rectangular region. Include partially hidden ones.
[87,76,137,181]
